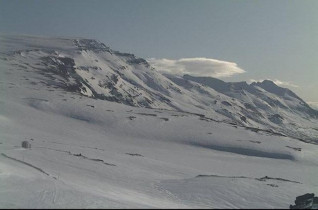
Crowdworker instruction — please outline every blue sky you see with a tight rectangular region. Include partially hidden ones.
[0,0,317,105]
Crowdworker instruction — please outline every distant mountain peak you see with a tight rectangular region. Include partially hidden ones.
[251,79,300,99]
[261,79,276,85]
[74,39,111,53]
[251,79,277,87]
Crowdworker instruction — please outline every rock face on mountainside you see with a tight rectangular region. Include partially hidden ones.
[0,35,317,143]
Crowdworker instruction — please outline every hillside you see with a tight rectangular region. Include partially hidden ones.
[0,35,318,208]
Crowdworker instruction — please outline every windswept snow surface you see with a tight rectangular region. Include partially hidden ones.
[0,35,318,208]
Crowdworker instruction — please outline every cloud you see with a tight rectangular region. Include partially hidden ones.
[249,79,299,88]
[271,80,299,88]
[307,101,318,110]
[147,57,246,78]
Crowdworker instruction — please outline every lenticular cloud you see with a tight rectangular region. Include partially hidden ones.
[148,57,246,78]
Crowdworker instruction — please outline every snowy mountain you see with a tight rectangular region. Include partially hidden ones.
[0,35,318,208]
[1,34,317,144]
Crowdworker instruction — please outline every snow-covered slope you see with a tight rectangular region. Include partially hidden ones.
[178,75,318,143]
[1,35,317,144]
[1,35,318,208]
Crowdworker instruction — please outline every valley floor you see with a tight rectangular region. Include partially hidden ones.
[0,60,318,208]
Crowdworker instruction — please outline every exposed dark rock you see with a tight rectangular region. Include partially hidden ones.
[22,141,31,149]
[269,114,284,124]
[126,153,144,157]
[221,101,232,106]
[128,116,136,120]
[286,146,301,152]
[256,176,301,184]
[290,193,318,209]
[136,113,157,117]
[267,184,278,187]
[74,39,111,53]
[240,116,247,123]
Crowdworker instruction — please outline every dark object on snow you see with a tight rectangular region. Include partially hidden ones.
[221,101,232,106]
[73,153,82,157]
[240,116,247,123]
[22,141,31,149]
[290,193,318,209]
[126,153,144,157]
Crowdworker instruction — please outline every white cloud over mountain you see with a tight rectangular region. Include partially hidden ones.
[307,101,318,110]
[148,57,246,78]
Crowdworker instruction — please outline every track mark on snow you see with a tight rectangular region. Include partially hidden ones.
[136,113,157,117]
[286,146,301,152]
[196,174,302,184]
[35,146,116,166]
[236,140,261,144]
[72,153,116,166]
[1,153,49,176]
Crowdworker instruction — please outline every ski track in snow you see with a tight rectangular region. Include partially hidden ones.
[1,153,50,177]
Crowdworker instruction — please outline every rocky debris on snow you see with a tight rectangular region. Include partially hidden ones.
[160,117,169,121]
[286,146,302,151]
[128,116,136,120]
[290,193,318,209]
